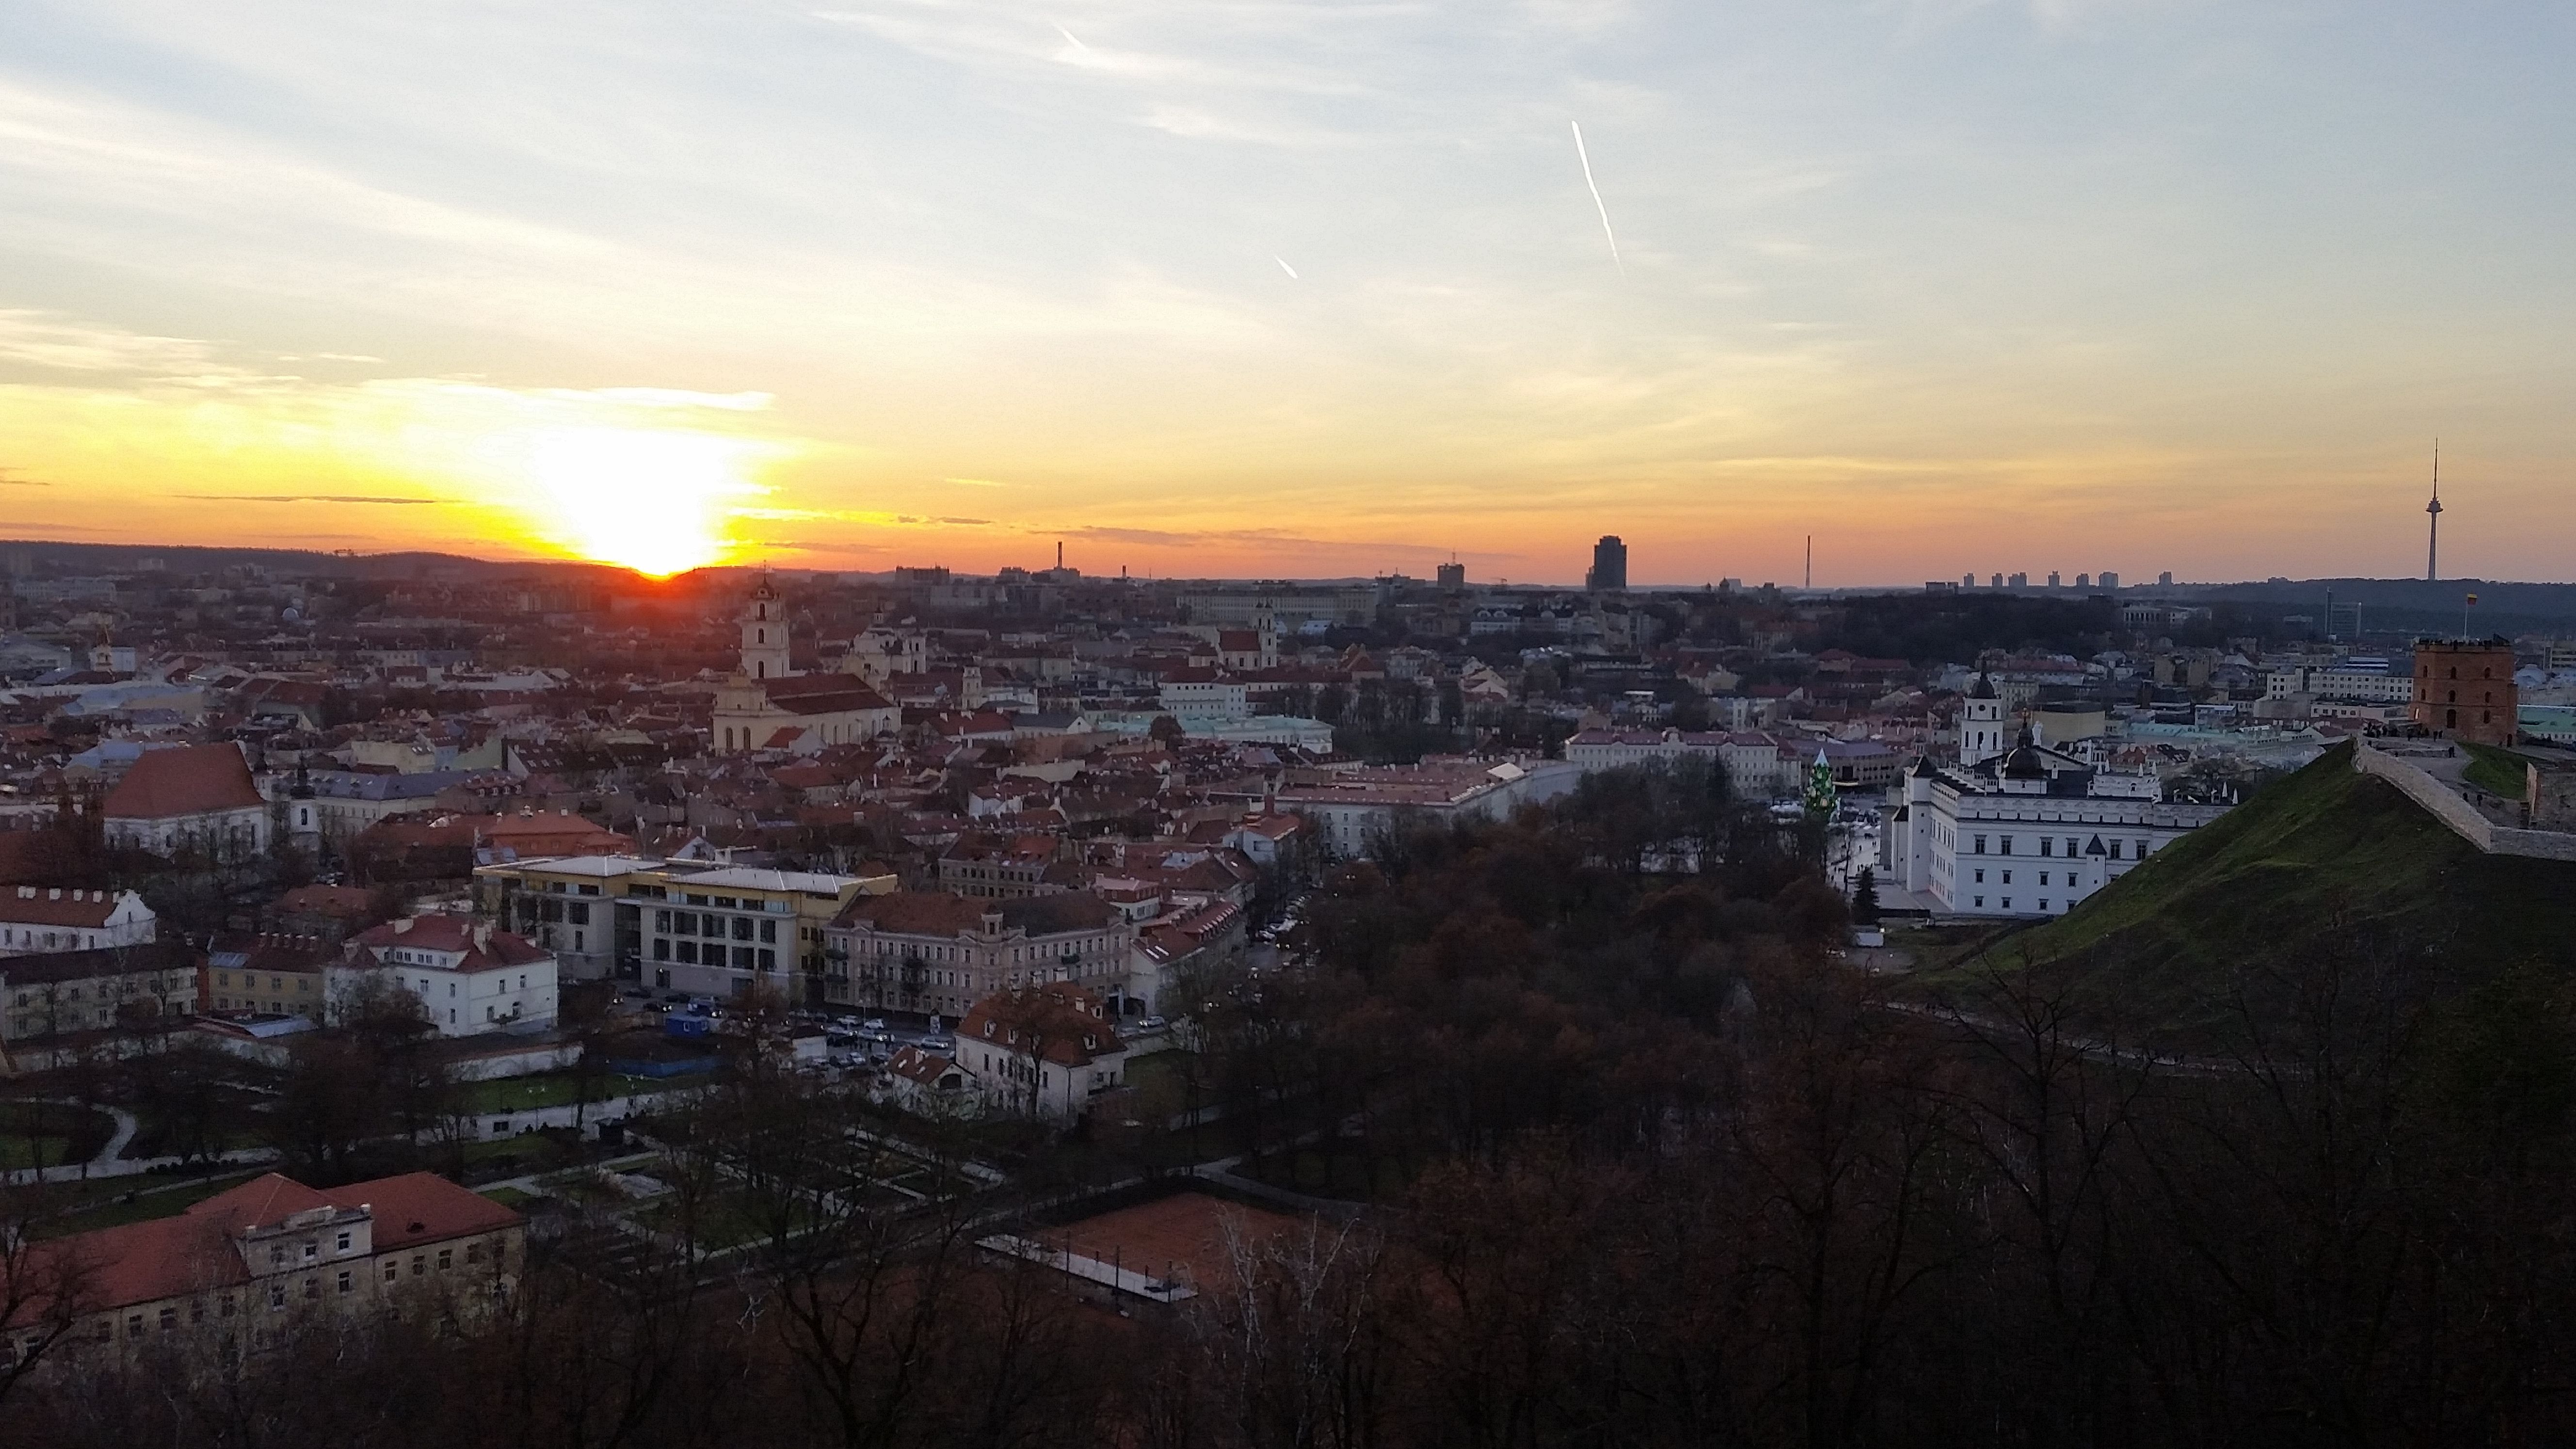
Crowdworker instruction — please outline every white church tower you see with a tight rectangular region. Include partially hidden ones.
[1959,672,2008,765]
[740,573,791,681]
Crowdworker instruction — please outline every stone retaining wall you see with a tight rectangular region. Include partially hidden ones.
[2354,744,2576,862]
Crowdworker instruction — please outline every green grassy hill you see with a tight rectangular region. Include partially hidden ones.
[1920,741,2576,1035]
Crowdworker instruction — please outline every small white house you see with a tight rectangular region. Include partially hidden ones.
[336,916,558,1037]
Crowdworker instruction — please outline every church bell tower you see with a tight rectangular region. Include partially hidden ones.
[740,573,791,681]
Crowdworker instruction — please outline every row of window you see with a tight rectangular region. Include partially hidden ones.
[653,910,778,943]
[11,978,176,1005]
[1971,897,2061,912]
[1970,869,2083,887]
[653,940,778,971]
[1970,834,2149,859]
[213,972,311,993]
[0,928,107,950]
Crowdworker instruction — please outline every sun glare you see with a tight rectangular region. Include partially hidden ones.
[525,426,769,576]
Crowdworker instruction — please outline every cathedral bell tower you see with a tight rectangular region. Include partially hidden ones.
[740,573,791,681]
[1960,672,2008,764]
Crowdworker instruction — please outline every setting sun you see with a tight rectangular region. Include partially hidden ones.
[521,426,772,577]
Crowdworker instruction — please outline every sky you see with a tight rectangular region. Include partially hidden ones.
[0,0,2572,586]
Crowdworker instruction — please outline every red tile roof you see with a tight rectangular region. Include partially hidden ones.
[12,1171,520,1325]
[100,743,264,821]
[958,984,1125,1067]
[348,916,551,973]
[0,886,135,929]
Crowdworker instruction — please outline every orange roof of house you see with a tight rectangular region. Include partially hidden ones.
[100,743,264,821]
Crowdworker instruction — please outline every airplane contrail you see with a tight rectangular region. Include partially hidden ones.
[1569,120,1622,271]
[1054,23,1088,52]
[1275,256,1299,280]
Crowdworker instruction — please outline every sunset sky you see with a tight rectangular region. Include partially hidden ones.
[2,1,2571,585]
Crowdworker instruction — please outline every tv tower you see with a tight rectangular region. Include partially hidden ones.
[2424,440,2442,582]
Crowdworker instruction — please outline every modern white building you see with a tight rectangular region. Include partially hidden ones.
[336,917,558,1036]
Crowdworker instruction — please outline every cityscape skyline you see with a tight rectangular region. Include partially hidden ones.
[1,3,2572,584]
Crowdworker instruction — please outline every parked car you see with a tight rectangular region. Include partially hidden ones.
[861,1018,886,1032]
[918,1035,955,1052]
[1138,1015,1168,1031]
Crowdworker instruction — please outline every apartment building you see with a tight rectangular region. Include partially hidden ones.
[824,891,1133,1020]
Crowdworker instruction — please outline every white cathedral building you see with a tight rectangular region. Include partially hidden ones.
[711,575,901,755]
[1882,675,2230,920]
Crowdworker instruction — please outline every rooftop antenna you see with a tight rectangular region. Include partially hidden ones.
[2425,439,2442,582]
[1056,540,1064,570]
[1804,535,1813,590]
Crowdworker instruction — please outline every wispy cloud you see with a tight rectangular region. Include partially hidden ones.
[174,493,443,505]
[0,310,224,375]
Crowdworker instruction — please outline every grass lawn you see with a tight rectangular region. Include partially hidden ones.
[0,1102,117,1171]
[27,1170,266,1240]
[481,1186,538,1210]
[2463,742,2539,801]
[454,1072,684,1114]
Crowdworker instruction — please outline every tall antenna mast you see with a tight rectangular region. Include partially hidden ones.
[1805,534,1813,590]
[2425,439,2442,582]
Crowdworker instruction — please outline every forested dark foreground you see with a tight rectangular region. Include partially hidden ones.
[11,763,2576,1449]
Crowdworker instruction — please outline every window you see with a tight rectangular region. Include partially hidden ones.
[2038,872,2049,886]
[731,917,754,942]
[2109,840,2123,860]
[467,1242,483,1264]
[2001,871,2012,885]
[654,939,671,961]
[383,1263,398,1283]
[676,941,698,964]
[2065,837,2079,856]
[1999,836,2014,855]
[159,1306,176,1332]
[1973,869,1984,884]
[757,949,775,972]
[220,1295,235,1319]
[269,1284,287,1310]
[338,1271,353,1294]
[2001,899,2012,910]
[412,1256,426,1277]
[127,1313,143,1338]
[1973,896,1984,908]
[437,1249,452,1271]
[655,909,672,932]
[2040,838,2053,857]
[303,1240,318,1261]
[337,1231,351,1251]
[2040,900,2051,911]
[271,1246,286,1267]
